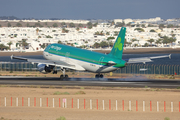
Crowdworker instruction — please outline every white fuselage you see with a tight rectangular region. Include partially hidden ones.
[43,51,118,73]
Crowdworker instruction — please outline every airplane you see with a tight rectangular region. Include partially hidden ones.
[11,27,171,80]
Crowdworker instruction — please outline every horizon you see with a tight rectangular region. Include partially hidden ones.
[0,0,179,20]
[0,16,179,21]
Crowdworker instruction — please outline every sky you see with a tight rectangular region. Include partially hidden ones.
[0,0,179,20]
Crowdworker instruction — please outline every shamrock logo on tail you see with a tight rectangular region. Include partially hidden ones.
[114,37,122,52]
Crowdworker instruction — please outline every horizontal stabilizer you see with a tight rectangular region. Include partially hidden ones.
[125,54,171,64]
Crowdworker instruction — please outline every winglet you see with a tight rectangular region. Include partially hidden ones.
[169,54,171,59]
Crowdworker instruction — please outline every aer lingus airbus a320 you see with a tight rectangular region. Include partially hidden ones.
[11,27,171,80]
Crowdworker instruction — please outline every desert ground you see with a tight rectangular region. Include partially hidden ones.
[0,87,180,120]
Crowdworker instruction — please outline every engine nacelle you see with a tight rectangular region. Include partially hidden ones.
[37,63,54,74]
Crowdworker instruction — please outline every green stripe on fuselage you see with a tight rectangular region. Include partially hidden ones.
[44,43,126,68]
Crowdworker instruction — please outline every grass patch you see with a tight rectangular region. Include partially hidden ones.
[101,87,106,90]
[145,85,148,88]
[177,86,180,89]
[80,87,84,89]
[53,91,70,95]
[53,91,61,95]
[164,117,170,120]
[49,86,55,89]
[63,92,70,95]
[75,91,86,95]
[0,85,7,87]
[62,86,66,89]
[30,85,36,88]
[56,116,66,120]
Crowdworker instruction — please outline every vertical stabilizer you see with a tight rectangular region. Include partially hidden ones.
[108,27,126,59]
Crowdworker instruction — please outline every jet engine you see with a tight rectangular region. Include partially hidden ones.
[37,63,54,73]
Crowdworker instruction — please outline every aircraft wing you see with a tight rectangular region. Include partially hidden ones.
[11,55,84,70]
[125,54,171,64]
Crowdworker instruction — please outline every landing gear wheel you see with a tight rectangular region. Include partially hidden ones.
[60,74,69,80]
[95,74,99,78]
[65,75,68,80]
[95,74,104,78]
[60,75,64,80]
[100,74,103,78]
[53,71,57,74]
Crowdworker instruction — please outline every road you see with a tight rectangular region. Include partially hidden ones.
[0,76,180,88]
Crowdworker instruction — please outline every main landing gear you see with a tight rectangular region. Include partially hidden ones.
[95,73,103,78]
[60,69,69,80]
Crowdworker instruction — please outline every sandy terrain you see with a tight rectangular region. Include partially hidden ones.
[0,87,180,120]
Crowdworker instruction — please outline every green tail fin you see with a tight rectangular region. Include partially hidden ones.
[108,27,126,59]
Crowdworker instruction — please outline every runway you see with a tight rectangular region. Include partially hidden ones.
[0,76,180,88]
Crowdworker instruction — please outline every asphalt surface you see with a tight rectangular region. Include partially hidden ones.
[0,76,180,88]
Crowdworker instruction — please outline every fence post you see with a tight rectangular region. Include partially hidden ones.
[136,100,138,111]
[22,97,24,106]
[143,101,145,112]
[77,99,79,109]
[97,99,98,110]
[53,98,54,108]
[102,100,104,110]
[84,99,85,109]
[28,98,30,107]
[11,97,12,106]
[59,98,60,108]
[157,101,159,112]
[116,100,117,110]
[122,100,124,111]
[40,98,42,107]
[65,99,67,108]
[179,101,180,112]
[164,101,166,112]
[109,100,111,110]
[5,97,6,107]
[47,98,48,107]
[16,97,18,107]
[171,102,173,112]
[129,101,131,111]
[34,97,36,107]
[72,98,73,108]
[90,99,92,110]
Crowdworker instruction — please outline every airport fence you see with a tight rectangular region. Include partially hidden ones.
[0,62,179,75]
[1,97,180,112]
[114,64,180,75]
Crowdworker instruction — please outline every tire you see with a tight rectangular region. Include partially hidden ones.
[95,74,99,78]
[53,71,57,74]
[100,74,103,78]
[65,75,68,80]
[60,75,64,80]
